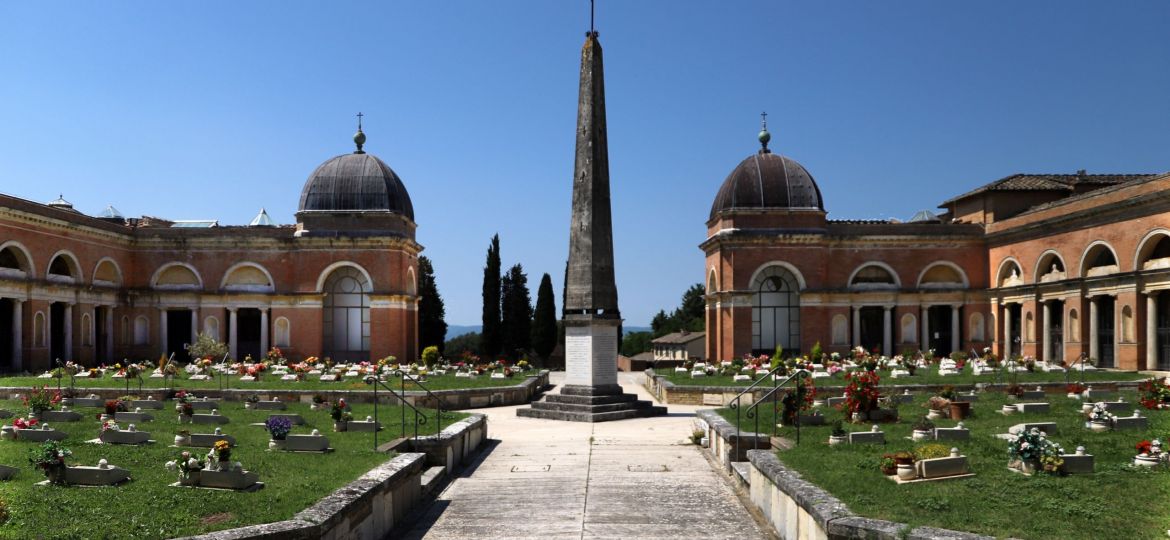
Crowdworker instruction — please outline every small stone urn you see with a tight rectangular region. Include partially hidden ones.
[896,463,916,481]
[269,439,286,451]
[1001,404,1016,415]
[174,433,190,446]
[1089,421,1111,433]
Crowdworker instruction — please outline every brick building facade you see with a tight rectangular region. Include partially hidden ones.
[0,129,420,373]
[704,123,1169,372]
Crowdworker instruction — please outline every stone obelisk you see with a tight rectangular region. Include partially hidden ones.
[518,30,665,422]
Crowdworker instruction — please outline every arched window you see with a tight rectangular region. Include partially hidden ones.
[1081,243,1119,277]
[93,259,122,286]
[203,316,220,341]
[901,314,917,343]
[33,312,46,347]
[134,316,150,345]
[274,317,291,347]
[221,263,274,293]
[1136,231,1170,270]
[81,313,93,347]
[918,262,967,289]
[323,266,371,360]
[47,252,81,282]
[849,264,898,289]
[752,266,800,353]
[0,243,32,278]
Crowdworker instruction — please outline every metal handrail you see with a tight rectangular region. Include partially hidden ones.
[364,375,430,451]
[728,367,810,463]
[390,369,450,436]
[744,369,811,445]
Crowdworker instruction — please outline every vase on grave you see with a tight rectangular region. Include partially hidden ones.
[44,464,67,486]
[99,413,110,422]
[912,430,931,442]
[828,435,846,446]
[926,409,945,421]
[896,463,916,481]
[1001,404,1016,415]
[174,434,190,446]
[949,401,971,421]
[333,421,347,432]
[1089,421,1111,433]
[1081,403,1095,414]
[1009,458,1039,475]
[179,471,200,486]
[218,460,231,472]
[268,439,286,451]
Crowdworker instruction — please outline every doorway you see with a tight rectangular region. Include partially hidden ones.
[927,306,955,357]
[1048,300,1064,364]
[94,307,108,366]
[166,310,192,362]
[50,302,66,363]
[236,308,262,362]
[1158,294,1170,371]
[0,299,12,371]
[858,307,884,354]
[1098,297,1115,368]
[1007,304,1022,359]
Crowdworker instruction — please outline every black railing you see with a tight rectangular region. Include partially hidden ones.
[727,365,811,459]
[364,369,450,451]
[744,369,811,445]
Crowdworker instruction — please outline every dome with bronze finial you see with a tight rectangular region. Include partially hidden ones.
[298,113,415,220]
[709,113,824,220]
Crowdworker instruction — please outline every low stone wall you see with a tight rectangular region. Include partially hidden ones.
[175,413,489,540]
[646,368,1144,405]
[696,409,770,469]
[10,370,549,410]
[746,450,994,540]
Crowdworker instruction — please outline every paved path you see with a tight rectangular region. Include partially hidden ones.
[400,372,771,540]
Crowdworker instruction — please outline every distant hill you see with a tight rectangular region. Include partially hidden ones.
[446,324,651,339]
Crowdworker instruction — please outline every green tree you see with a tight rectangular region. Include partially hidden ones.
[417,256,448,355]
[501,263,532,359]
[531,273,557,364]
[480,234,502,358]
[620,331,653,357]
[650,283,705,338]
[444,332,480,357]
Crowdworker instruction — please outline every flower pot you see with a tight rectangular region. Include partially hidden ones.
[828,435,846,446]
[268,439,286,451]
[949,401,971,421]
[178,414,192,424]
[1089,421,1111,433]
[880,464,896,475]
[912,430,931,442]
[926,409,944,421]
[851,412,866,423]
[1001,404,1016,415]
[1134,454,1160,467]
[244,403,253,410]
[1081,403,1095,414]
[1010,459,1038,475]
[44,465,67,486]
[174,435,190,446]
[896,463,916,481]
[334,421,348,432]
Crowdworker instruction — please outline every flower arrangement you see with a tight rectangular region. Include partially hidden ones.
[12,417,38,430]
[266,347,284,363]
[23,386,61,415]
[87,368,100,378]
[330,399,349,422]
[28,440,71,484]
[1005,383,1025,398]
[1137,377,1170,409]
[213,439,231,462]
[938,385,958,401]
[879,454,897,475]
[100,420,119,433]
[1087,403,1116,424]
[264,416,292,441]
[842,370,881,417]
[926,396,950,412]
[911,417,935,432]
[244,394,260,404]
[165,450,205,480]
[914,443,950,460]
[312,394,326,405]
[830,420,846,437]
[1008,427,1064,474]
[104,399,127,416]
[1066,383,1087,395]
[780,376,816,424]
[123,363,143,378]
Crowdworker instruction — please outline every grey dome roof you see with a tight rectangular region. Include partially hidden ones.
[298,152,414,220]
[710,151,824,219]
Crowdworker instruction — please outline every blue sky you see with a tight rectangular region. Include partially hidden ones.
[1,2,1168,327]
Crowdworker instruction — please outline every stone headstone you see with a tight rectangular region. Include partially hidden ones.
[1113,414,1149,430]
[347,420,381,432]
[188,374,211,381]
[1015,402,1050,414]
[15,428,66,442]
[848,427,885,444]
[954,392,979,402]
[192,413,229,425]
[934,426,970,441]
[130,400,164,410]
[64,463,130,486]
[1008,422,1058,436]
[39,410,83,422]
[198,468,260,490]
[267,413,304,426]
[114,411,153,423]
[99,429,151,445]
[188,433,236,448]
[892,391,914,404]
[0,410,15,419]
[826,396,847,408]
[70,396,105,408]
[318,374,338,382]
[1062,447,1094,474]
[189,400,218,411]
[0,464,18,480]
[915,453,969,479]
[1097,400,1129,413]
[251,401,286,411]
[284,433,330,452]
[1017,390,1045,400]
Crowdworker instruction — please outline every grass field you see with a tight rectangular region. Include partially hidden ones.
[657,366,1147,388]
[0,399,464,539]
[718,389,1170,540]
[0,370,536,393]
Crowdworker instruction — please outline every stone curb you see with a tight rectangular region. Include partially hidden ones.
[747,450,998,540]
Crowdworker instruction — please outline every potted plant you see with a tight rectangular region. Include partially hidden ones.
[244,394,260,409]
[911,417,935,441]
[828,420,847,446]
[211,440,232,470]
[879,454,897,476]
[165,450,205,486]
[1087,403,1114,432]
[892,450,917,480]
[843,371,881,423]
[926,396,949,421]
[178,401,194,423]
[265,416,292,450]
[331,399,351,431]
[1133,439,1165,467]
[1008,427,1064,474]
[311,394,327,410]
[174,429,191,446]
[28,440,71,485]
[23,386,61,419]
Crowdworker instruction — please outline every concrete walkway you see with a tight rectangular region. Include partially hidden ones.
[400,372,771,540]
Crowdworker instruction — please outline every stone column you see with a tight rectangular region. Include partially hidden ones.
[104,306,113,363]
[1147,294,1158,370]
[11,300,22,371]
[951,305,961,353]
[921,306,930,352]
[1042,302,1051,362]
[159,309,168,356]
[1089,297,1099,362]
[1003,304,1013,359]
[882,306,892,357]
[190,308,198,344]
[851,306,861,348]
[259,308,269,356]
[228,308,238,361]
[63,304,73,362]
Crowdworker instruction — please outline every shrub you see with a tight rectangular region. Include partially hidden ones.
[421,345,440,367]
[914,443,950,460]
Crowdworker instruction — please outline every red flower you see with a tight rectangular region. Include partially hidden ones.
[1137,440,1153,454]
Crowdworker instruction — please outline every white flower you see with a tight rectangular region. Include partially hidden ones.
[187,458,201,469]
[165,460,176,471]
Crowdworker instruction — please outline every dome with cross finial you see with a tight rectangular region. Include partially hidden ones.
[297,117,414,221]
[709,115,823,219]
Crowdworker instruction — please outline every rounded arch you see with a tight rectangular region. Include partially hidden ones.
[151,262,203,290]
[274,316,291,347]
[900,313,918,343]
[0,240,35,276]
[848,262,900,289]
[81,312,92,346]
[996,257,1024,287]
[220,262,275,292]
[406,266,417,296]
[321,265,372,359]
[916,261,969,288]
[92,257,123,286]
[707,267,718,293]
[203,316,220,341]
[751,265,801,353]
[315,262,375,293]
[1135,228,1170,270]
[969,312,986,342]
[46,249,83,282]
[1079,241,1120,277]
[1033,250,1067,283]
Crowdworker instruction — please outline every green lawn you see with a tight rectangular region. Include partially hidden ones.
[718,390,1170,540]
[0,370,537,393]
[0,399,465,539]
[659,366,1147,388]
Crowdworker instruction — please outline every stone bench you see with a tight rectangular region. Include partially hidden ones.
[39,410,83,422]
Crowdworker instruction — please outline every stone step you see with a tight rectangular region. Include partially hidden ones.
[420,465,446,497]
[529,400,641,413]
[516,405,667,423]
[543,393,638,406]
[730,461,751,487]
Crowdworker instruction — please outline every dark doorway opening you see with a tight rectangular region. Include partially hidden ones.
[858,307,884,354]
[928,306,955,357]
[1158,295,1170,371]
[50,302,66,363]
[1048,300,1064,364]
[1008,304,1022,359]
[237,308,262,362]
[166,310,192,362]
[94,307,107,367]
[0,299,12,371]
[1098,297,1115,368]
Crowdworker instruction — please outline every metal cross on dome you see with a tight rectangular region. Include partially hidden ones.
[356,111,363,131]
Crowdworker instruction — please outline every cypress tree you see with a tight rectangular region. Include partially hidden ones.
[480,234,502,358]
[501,263,532,359]
[531,273,557,363]
[417,256,448,355]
